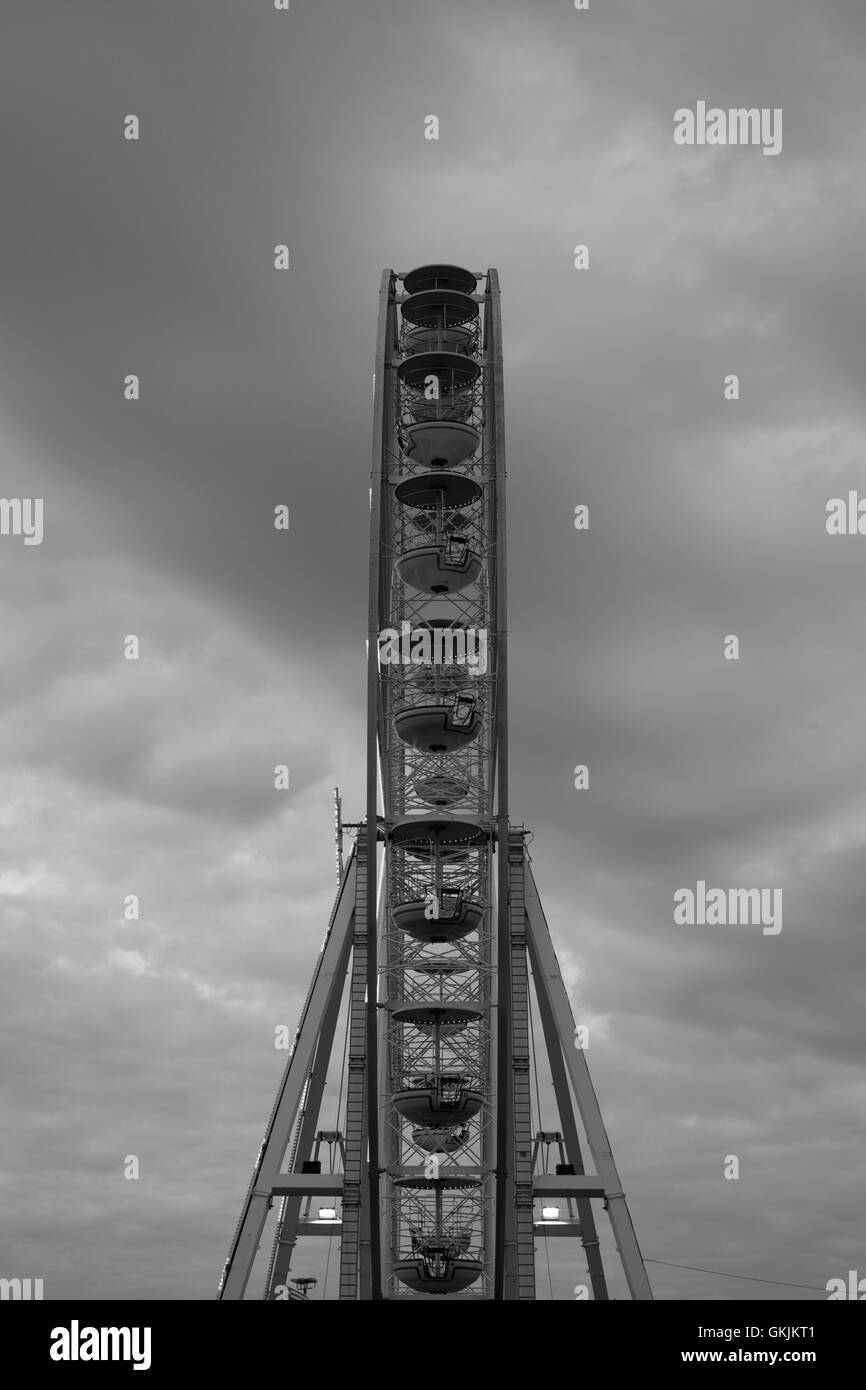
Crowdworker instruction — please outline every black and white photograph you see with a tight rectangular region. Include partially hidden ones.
[1,0,864,1361]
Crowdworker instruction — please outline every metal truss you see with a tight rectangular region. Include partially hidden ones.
[217,266,652,1302]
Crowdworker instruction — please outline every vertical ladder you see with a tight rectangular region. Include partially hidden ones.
[503,831,537,1299]
[339,837,373,1298]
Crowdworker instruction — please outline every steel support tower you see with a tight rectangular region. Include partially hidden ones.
[218,266,652,1301]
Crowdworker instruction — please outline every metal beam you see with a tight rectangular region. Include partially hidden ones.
[524,861,654,1300]
[533,1176,607,1198]
[487,268,513,1302]
[218,851,357,1299]
[530,905,610,1300]
[269,1175,344,1196]
[266,933,349,1295]
[363,268,394,1300]
[338,838,374,1299]
[502,832,536,1298]
[533,1223,584,1238]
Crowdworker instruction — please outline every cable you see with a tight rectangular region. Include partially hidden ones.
[645,1259,826,1292]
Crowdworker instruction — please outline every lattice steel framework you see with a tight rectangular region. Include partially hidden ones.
[216,266,653,1303]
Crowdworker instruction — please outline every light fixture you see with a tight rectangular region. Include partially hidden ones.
[317,1207,338,1222]
[541,1206,560,1222]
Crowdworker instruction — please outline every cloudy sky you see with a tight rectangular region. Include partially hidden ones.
[2,0,865,1301]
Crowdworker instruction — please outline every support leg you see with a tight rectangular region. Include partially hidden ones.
[339,838,375,1299]
[523,858,653,1301]
[218,851,357,1300]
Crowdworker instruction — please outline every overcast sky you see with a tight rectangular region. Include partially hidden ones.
[2,0,865,1301]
